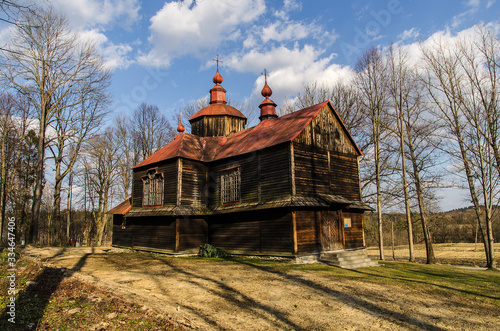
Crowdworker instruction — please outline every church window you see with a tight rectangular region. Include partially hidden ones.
[221,167,240,204]
[142,169,164,206]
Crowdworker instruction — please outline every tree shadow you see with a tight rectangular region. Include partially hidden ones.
[158,258,304,330]
[349,263,500,301]
[0,248,94,330]
[232,259,447,331]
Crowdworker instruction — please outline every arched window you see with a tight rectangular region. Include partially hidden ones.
[220,167,240,204]
[142,169,164,206]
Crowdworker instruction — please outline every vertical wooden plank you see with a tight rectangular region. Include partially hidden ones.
[177,158,182,206]
[339,210,345,248]
[327,150,331,190]
[292,211,298,254]
[257,151,261,202]
[290,142,296,196]
[362,214,366,247]
[175,218,180,252]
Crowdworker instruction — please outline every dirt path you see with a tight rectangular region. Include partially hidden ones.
[23,246,499,330]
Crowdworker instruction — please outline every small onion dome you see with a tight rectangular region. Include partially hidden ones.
[213,68,223,85]
[261,80,272,98]
[177,114,185,133]
[259,73,278,121]
[209,68,227,105]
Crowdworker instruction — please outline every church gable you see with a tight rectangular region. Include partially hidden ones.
[294,103,359,155]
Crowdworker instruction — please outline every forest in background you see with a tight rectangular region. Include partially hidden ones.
[0,2,498,269]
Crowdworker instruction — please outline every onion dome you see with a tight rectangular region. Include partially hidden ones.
[190,66,247,122]
[259,70,278,121]
[177,113,185,133]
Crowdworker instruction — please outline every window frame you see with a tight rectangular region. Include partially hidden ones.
[142,169,164,207]
[220,167,241,205]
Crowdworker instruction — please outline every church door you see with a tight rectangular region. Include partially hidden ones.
[321,211,343,251]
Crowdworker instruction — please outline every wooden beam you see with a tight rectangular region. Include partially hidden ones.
[176,158,182,206]
[292,211,298,255]
[257,151,261,203]
[290,142,296,196]
[327,150,331,191]
[175,218,180,252]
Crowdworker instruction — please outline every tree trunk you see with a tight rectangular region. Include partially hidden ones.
[0,129,7,244]
[374,123,384,261]
[397,108,414,262]
[414,174,435,264]
[66,171,73,242]
[31,121,46,245]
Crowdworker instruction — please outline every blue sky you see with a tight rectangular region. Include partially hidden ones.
[2,0,500,211]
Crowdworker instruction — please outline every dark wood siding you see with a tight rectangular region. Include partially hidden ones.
[112,217,176,250]
[330,153,360,200]
[209,144,291,207]
[295,105,357,155]
[178,218,208,251]
[295,210,321,254]
[343,211,364,249]
[181,160,207,207]
[191,116,246,137]
[260,145,291,202]
[132,161,178,208]
[294,144,330,196]
[208,210,293,253]
[294,143,360,201]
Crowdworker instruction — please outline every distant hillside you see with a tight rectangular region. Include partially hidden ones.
[363,206,500,247]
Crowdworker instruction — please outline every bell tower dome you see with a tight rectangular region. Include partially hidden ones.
[189,58,247,137]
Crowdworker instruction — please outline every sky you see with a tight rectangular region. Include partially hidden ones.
[2,0,500,211]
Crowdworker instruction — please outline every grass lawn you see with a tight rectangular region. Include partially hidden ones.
[1,247,499,330]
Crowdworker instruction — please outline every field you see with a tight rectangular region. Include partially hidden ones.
[367,242,499,267]
[0,243,499,330]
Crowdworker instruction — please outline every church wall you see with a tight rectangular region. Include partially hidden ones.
[207,209,293,253]
[208,143,291,207]
[295,104,357,155]
[191,116,246,137]
[112,216,176,250]
[293,142,361,201]
[342,210,365,249]
[132,160,178,208]
[294,210,322,254]
[181,160,207,207]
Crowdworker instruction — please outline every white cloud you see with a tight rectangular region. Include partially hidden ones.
[260,21,330,43]
[48,0,141,30]
[225,44,354,114]
[274,0,302,20]
[398,28,420,41]
[466,0,481,7]
[138,0,266,67]
[78,29,134,70]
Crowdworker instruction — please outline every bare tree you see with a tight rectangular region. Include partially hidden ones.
[132,103,175,161]
[114,115,133,201]
[47,90,110,244]
[281,80,370,152]
[421,29,498,269]
[81,127,120,246]
[386,45,429,262]
[0,92,31,242]
[0,8,111,244]
[355,46,390,261]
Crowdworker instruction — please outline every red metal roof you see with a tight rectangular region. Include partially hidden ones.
[133,101,361,169]
[106,198,131,215]
[189,103,247,122]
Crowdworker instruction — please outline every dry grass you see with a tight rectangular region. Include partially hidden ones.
[367,243,500,267]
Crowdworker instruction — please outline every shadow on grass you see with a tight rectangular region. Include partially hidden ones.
[350,262,500,301]
[158,258,303,330]
[232,259,447,331]
[0,248,94,331]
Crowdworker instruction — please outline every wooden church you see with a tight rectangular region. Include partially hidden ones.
[108,67,372,258]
